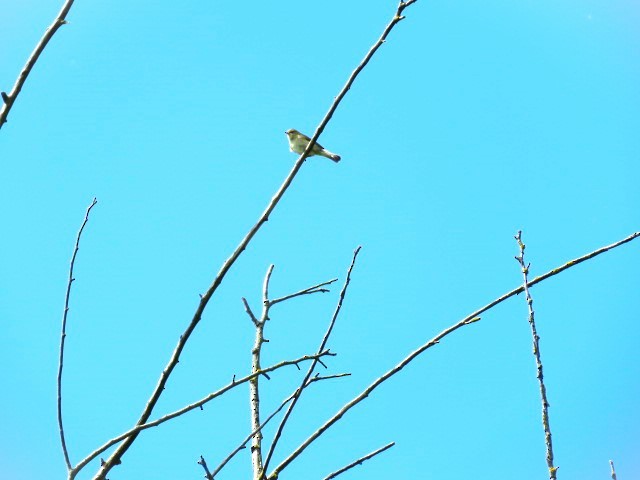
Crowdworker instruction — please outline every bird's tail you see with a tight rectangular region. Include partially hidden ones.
[319,149,341,162]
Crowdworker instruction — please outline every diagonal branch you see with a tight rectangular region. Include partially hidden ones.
[514,231,557,480]
[262,246,361,474]
[267,231,640,478]
[92,0,418,475]
[58,197,97,471]
[70,351,334,479]
[269,278,338,306]
[243,297,260,327]
[323,442,395,480]
[211,373,350,479]
[0,0,78,129]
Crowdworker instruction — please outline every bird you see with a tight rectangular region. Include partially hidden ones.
[285,129,341,162]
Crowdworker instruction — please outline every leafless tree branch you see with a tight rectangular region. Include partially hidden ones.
[322,442,395,480]
[0,0,78,129]
[267,231,640,478]
[211,373,350,479]
[262,246,361,474]
[57,197,97,471]
[71,351,334,479]
[197,455,214,480]
[514,231,557,479]
[269,278,338,306]
[248,265,275,479]
[243,297,260,327]
[610,460,618,480]
[92,0,418,473]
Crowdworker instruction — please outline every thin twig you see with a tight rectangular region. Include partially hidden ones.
[0,0,77,129]
[57,197,97,471]
[211,373,349,478]
[267,231,640,478]
[70,351,333,479]
[610,460,617,480]
[515,231,557,479]
[243,298,260,327]
[263,246,361,474]
[323,442,395,480]
[269,278,338,306]
[92,0,422,475]
[197,455,214,480]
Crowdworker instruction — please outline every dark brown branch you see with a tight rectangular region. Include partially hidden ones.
[267,231,640,478]
[0,0,77,129]
[610,460,617,480]
[71,351,333,479]
[323,442,395,480]
[57,197,97,471]
[515,231,557,479]
[262,246,361,474]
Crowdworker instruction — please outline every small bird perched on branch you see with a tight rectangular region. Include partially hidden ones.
[285,129,341,162]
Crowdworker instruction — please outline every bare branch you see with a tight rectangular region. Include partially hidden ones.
[610,460,617,480]
[0,0,77,129]
[249,265,275,479]
[269,278,338,306]
[71,351,334,479]
[197,455,214,480]
[211,372,350,478]
[212,398,286,480]
[263,246,361,474]
[263,264,275,307]
[243,297,260,327]
[93,0,424,474]
[323,442,395,480]
[57,197,97,471]
[267,231,640,478]
[514,231,557,479]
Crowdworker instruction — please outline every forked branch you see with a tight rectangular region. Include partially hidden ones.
[267,232,639,478]
[70,351,333,479]
[262,246,361,474]
[211,373,349,478]
[92,1,421,476]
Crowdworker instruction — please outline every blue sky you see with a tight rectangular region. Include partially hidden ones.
[1,1,639,479]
